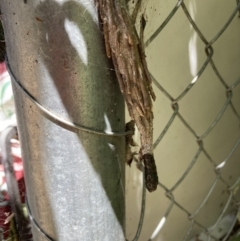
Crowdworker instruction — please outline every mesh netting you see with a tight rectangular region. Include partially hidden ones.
[1,1,240,241]
[126,1,240,241]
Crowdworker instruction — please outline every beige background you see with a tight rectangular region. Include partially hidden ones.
[125,0,240,240]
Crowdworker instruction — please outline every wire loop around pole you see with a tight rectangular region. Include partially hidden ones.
[5,56,132,137]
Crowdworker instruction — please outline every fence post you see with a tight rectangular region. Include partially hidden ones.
[0,0,125,240]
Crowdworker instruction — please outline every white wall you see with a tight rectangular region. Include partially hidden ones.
[126,1,240,240]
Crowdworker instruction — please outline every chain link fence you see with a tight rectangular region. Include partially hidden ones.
[126,1,240,241]
[0,0,240,241]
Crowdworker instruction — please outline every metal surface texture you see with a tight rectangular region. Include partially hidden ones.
[0,0,125,240]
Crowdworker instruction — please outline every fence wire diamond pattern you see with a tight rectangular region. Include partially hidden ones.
[127,1,240,241]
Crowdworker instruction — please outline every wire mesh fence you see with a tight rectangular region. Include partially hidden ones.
[0,0,240,241]
[126,1,240,241]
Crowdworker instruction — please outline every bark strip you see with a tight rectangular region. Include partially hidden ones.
[96,0,158,192]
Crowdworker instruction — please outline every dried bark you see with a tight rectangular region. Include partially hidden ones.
[96,0,158,192]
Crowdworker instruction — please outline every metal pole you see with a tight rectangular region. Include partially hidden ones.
[0,0,125,240]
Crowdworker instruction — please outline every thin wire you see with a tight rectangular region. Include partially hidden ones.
[148,195,175,241]
[215,137,240,170]
[209,59,229,89]
[144,0,183,47]
[230,75,240,89]
[229,101,240,120]
[175,46,214,102]
[221,210,238,241]
[206,2,240,48]
[162,189,218,241]
[189,174,220,219]
[126,167,146,241]
[177,112,199,138]
[5,57,132,137]
[153,105,178,149]
[207,192,233,232]
[200,93,232,140]
[169,142,203,192]
[181,2,208,44]
[131,167,146,241]
[229,177,240,191]
[151,73,174,101]
[182,220,195,241]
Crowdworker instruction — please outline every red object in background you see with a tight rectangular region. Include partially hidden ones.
[0,154,26,203]
[0,140,26,240]
[0,201,12,239]
[0,62,30,240]
[0,62,7,75]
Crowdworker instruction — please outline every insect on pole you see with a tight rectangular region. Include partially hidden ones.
[0,0,125,240]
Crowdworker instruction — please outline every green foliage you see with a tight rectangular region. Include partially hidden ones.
[0,80,14,119]
[229,232,240,241]
[230,236,240,241]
